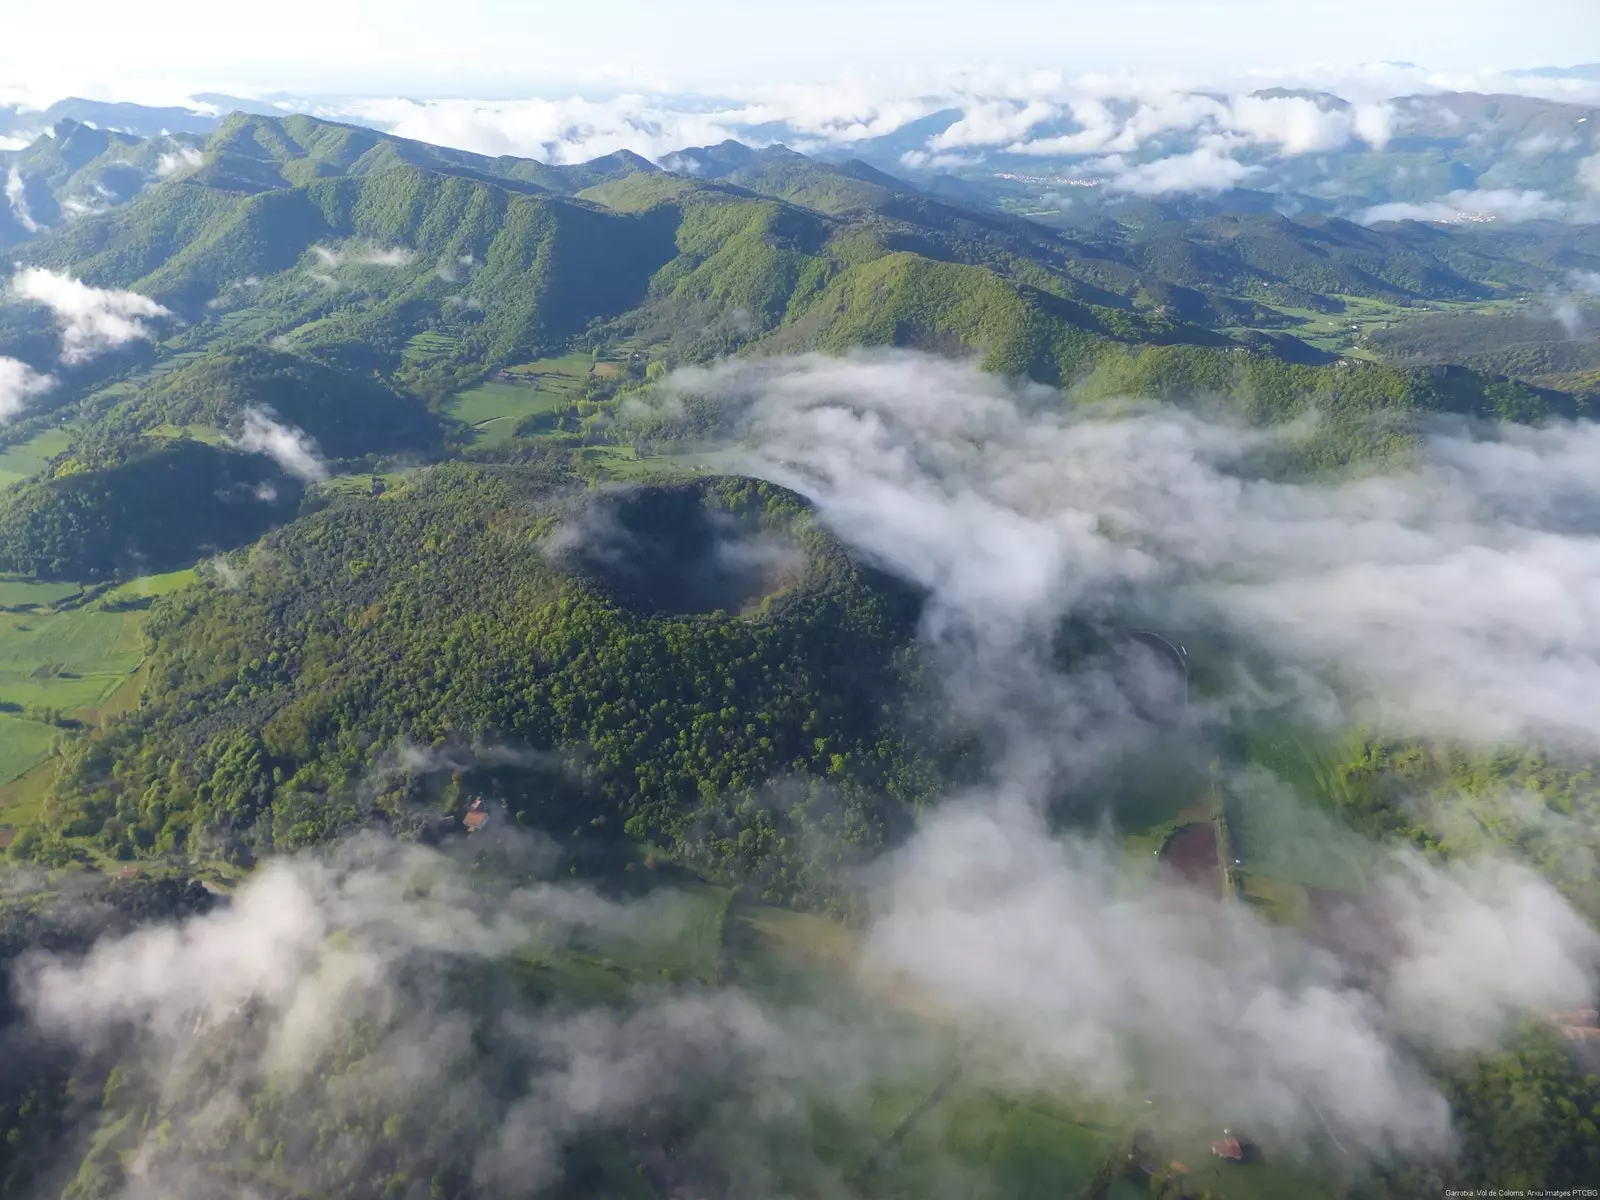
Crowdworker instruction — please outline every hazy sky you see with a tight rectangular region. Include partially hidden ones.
[2,0,1597,103]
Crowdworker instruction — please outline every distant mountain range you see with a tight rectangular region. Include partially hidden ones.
[3,78,1598,231]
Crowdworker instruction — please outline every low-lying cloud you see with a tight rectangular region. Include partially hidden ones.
[12,835,943,1199]
[665,351,1600,754]
[867,797,1597,1160]
[310,242,415,269]
[1092,137,1257,195]
[8,267,171,362]
[4,163,40,233]
[1359,187,1583,225]
[232,407,327,481]
[154,144,204,178]
[0,354,54,422]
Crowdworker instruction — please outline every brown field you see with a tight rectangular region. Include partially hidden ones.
[1160,822,1220,893]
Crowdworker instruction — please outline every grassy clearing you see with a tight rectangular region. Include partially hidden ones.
[1238,873,1310,925]
[98,567,197,607]
[144,423,227,446]
[1161,1139,1339,1200]
[315,467,423,498]
[401,330,461,366]
[215,306,284,338]
[571,882,732,984]
[445,352,592,446]
[578,445,689,481]
[0,427,72,488]
[444,381,560,444]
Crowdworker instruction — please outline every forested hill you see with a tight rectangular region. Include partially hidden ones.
[30,469,934,905]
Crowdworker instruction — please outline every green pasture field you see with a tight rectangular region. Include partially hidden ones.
[144,422,227,445]
[401,330,461,366]
[315,468,422,497]
[444,380,561,444]
[578,444,689,481]
[0,427,72,488]
[986,1106,1111,1194]
[1225,766,1367,891]
[98,567,197,607]
[0,578,82,608]
[442,353,585,441]
[0,715,57,788]
[0,589,161,784]
[0,608,144,705]
[215,306,285,339]
[569,881,732,984]
[1241,293,1530,360]
[1159,1132,1340,1200]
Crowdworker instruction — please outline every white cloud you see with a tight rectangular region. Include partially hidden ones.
[667,352,1600,754]
[1357,188,1573,224]
[1513,131,1578,156]
[899,148,986,170]
[1351,101,1395,151]
[1224,94,1357,155]
[232,407,327,481]
[866,799,1596,1158]
[8,267,171,362]
[154,143,204,177]
[1579,152,1600,195]
[0,355,55,423]
[311,242,415,269]
[1096,137,1256,195]
[928,99,1057,151]
[975,89,1397,162]
[4,164,39,233]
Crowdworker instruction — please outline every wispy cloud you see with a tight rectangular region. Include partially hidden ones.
[4,164,40,233]
[8,267,171,362]
[867,797,1596,1157]
[337,86,939,164]
[1580,152,1600,195]
[0,355,54,422]
[154,143,204,178]
[310,242,415,269]
[672,352,1600,754]
[1357,188,1576,225]
[232,407,327,481]
[1093,138,1257,195]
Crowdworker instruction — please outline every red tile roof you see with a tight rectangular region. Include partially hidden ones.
[463,809,488,831]
[1212,1137,1244,1161]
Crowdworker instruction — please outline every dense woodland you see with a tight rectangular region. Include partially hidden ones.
[27,472,938,908]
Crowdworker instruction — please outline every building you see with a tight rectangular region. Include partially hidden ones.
[1212,1136,1244,1161]
[463,798,489,832]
